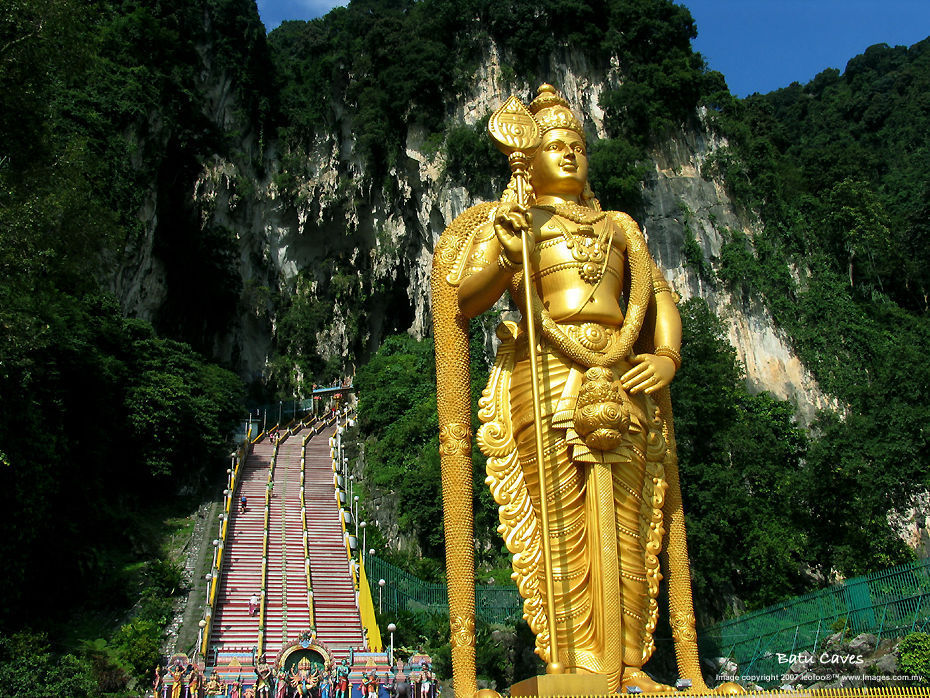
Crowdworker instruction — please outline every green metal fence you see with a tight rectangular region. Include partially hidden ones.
[699,558,930,685]
[366,550,930,684]
[365,554,523,625]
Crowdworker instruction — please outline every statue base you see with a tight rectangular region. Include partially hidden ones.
[509,673,610,697]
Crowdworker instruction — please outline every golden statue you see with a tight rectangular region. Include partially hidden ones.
[432,85,734,696]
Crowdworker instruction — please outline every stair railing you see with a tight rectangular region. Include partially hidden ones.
[257,439,278,658]
[333,407,389,652]
[301,430,317,630]
[330,413,380,651]
[200,427,253,657]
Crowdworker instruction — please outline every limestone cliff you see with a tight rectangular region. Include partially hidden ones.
[113,36,829,421]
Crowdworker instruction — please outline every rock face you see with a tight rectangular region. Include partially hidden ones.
[640,113,833,423]
[888,491,930,556]
[113,40,830,420]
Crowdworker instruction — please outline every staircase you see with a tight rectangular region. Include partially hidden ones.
[209,420,365,666]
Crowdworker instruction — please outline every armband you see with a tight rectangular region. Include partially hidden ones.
[498,251,520,273]
[654,345,682,370]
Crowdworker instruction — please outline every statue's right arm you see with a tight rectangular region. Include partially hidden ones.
[457,204,530,319]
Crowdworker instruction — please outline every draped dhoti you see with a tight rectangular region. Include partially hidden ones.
[480,327,669,691]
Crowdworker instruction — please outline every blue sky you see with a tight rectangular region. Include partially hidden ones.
[255,0,930,96]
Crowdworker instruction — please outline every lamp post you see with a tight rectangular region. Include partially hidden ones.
[360,521,367,560]
[387,623,396,666]
[353,496,359,535]
[378,579,385,613]
[212,539,220,569]
[278,400,283,427]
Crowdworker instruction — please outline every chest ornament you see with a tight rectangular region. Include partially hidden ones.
[537,203,612,286]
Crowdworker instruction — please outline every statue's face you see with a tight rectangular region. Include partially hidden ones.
[530,128,587,198]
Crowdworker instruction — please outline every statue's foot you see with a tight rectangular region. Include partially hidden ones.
[621,668,675,693]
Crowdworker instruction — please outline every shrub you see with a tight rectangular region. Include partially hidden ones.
[898,633,930,684]
[116,619,162,681]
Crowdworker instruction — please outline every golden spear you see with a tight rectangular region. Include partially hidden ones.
[488,97,563,675]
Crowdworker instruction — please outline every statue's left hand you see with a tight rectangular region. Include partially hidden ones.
[621,354,676,394]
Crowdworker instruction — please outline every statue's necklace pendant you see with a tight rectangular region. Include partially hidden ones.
[567,226,608,284]
[537,203,612,285]
[553,217,610,285]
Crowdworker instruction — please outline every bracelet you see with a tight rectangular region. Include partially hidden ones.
[654,345,682,370]
[498,252,520,272]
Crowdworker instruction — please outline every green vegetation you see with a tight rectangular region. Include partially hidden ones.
[355,328,503,573]
[672,300,810,613]
[0,633,96,697]
[267,0,722,205]
[1,0,250,690]
[705,38,930,578]
[899,633,930,684]
[444,116,509,200]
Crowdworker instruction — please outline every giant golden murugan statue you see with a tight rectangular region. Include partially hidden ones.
[432,85,730,697]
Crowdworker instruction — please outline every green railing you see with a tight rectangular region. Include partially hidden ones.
[365,549,930,684]
[699,558,930,685]
[365,554,522,626]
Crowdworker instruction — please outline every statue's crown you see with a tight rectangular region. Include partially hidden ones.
[530,84,584,139]
[298,657,312,670]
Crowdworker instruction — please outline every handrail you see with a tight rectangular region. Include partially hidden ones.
[257,441,278,657]
[299,432,317,631]
[245,391,352,438]
[201,427,253,657]
[328,408,382,651]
